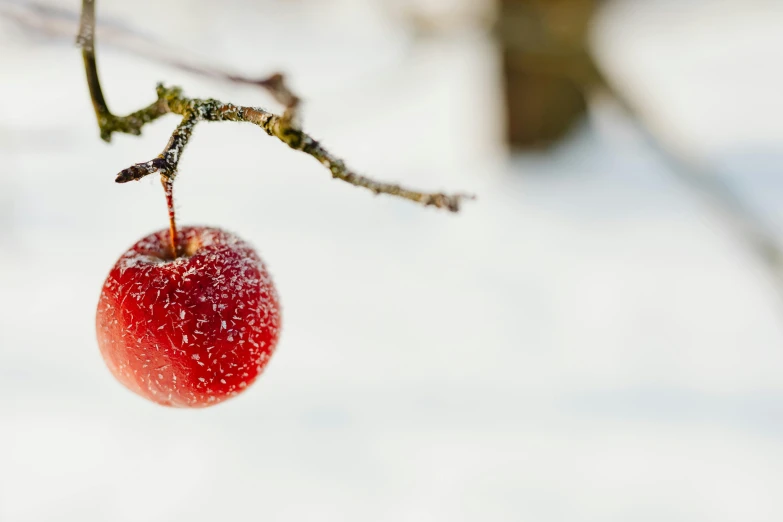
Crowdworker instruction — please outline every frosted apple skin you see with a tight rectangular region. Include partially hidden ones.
[96,226,281,407]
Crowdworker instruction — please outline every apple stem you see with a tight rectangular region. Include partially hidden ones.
[161,175,178,259]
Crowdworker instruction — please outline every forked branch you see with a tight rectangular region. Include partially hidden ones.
[75,0,473,213]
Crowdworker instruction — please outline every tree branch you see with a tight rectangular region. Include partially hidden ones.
[114,85,472,211]
[75,0,472,212]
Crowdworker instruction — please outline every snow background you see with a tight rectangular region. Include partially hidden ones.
[1,0,783,520]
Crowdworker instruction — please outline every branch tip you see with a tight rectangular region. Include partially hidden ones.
[116,158,168,183]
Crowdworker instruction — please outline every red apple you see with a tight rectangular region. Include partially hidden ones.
[96,226,281,407]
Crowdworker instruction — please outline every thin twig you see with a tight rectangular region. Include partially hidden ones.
[76,0,167,141]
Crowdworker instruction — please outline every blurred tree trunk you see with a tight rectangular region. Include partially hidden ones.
[498,0,602,149]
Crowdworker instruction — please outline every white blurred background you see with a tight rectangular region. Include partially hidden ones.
[1,0,783,520]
